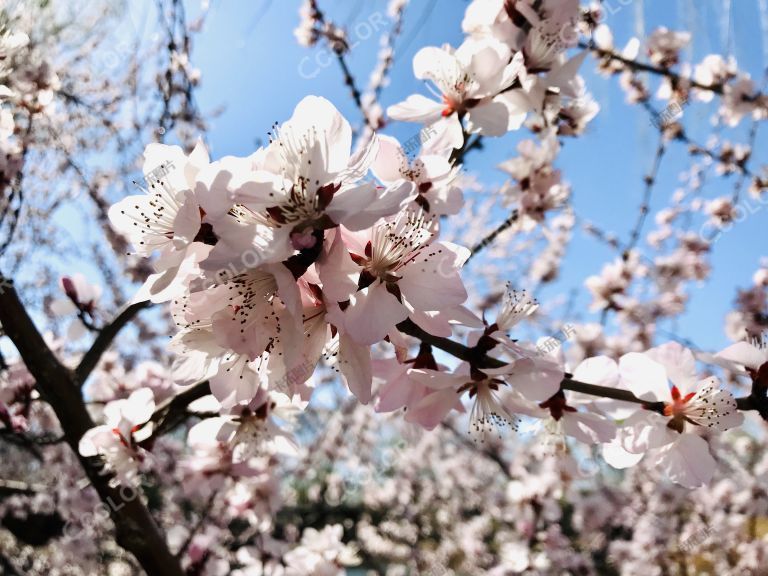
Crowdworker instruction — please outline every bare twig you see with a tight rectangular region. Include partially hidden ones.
[624,132,666,255]
[76,300,152,385]
[309,0,373,129]
[467,210,520,263]
[176,491,218,559]
[581,42,727,95]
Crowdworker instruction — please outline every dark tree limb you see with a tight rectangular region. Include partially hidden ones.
[0,275,183,576]
[149,380,212,438]
[76,300,152,385]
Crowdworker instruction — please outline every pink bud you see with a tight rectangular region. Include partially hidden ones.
[60,276,79,304]
[291,230,318,250]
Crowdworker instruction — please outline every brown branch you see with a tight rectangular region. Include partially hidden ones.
[149,380,212,439]
[397,318,502,369]
[335,53,372,128]
[731,119,760,204]
[450,131,484,166]
[561,377,665,412]
[309,0,373,129]
[0,275,183,576]
[76,300,152,385]
[624,132,666,255]
[397,319,702,416]
[467,210,520,263]
[581,42,726,95]
[176,490,218,559]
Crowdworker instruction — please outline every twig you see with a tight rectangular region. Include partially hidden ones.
[396,320,681,415]
[731,119,760,204]
[309,0,372,129]
[450,131,484,166]
[581,42,727,95]
[466,210,520,263]
[176,491,218,559]
[440,421,512,479]
[149,380,212,439]
[624,132,666,255]
[75,300,152,385]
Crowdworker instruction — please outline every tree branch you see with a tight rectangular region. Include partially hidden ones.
[624,132,666,255]
[309,0,373,129]
[75,300,152,385]
[467,210,520,263]
[581,42,726,95]
[0,275,183,576]
[149,380,212,439]
[396,319,725,416]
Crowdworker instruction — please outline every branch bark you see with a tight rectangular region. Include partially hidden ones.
[76,300,152,384]
[0,276,183,576]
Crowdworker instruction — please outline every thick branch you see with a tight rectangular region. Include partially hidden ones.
[0,276,183,576]
[397,318,504,369]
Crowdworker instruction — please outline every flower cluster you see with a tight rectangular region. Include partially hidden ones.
[3,0,768,573]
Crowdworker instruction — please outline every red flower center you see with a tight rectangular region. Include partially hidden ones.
[663,385,696,417]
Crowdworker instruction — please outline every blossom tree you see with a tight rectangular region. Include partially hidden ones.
[1,0,768,574]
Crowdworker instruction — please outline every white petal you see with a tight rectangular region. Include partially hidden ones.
[646,341,698,393]
[413,46,460,82]
[326,181,415,231]
[387,94,443,123]
[656,434,716,488]
[619,352,670,402]
[504,357,563,402]
[466,99,513,136]
[338,333,372,404]
[78,426,113,457]
[562,412,616,444]
[124,388,156,424]
[344,284,408,346]
[602,439,644,469]
[398,242,468,311]
[317,229,360,303]
[171,191,202,247]
[493,90,530,130]
[715,341,766,372]
[371,134,406,184]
